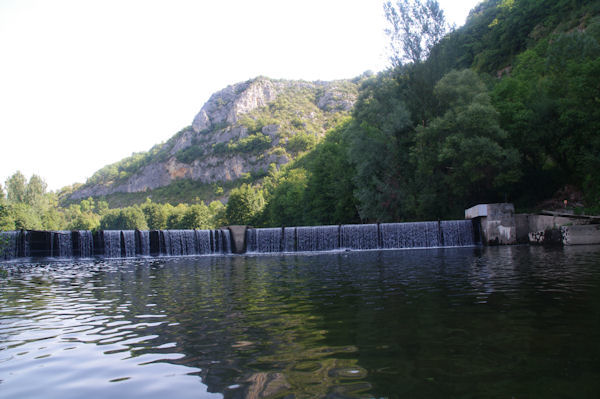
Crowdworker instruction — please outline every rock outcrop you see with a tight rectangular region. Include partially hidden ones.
[70,76,358,200]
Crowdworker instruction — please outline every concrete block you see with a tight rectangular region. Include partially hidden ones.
[515,214,530,244]
[529,229,563,246]
[465,204,489,219]
[226,225,248,254]
[467,204,516,245]
[561,224,600,245]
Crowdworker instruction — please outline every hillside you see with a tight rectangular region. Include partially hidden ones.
[68,76,360,204]
[4,0,600,232]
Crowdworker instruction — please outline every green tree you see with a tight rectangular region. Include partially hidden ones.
[100,207,148,230]
[25,174,47,207]
[301,123,359,225]
[182,203,211,229]
[346,72,416,222]
[225,184,265,225]
[5,171,27,204]
[384,0,451,66]
[141,199,168,230]
[166,204,188,229]
[11,203,43,230]
[208,200,227,228]
[414,69,520,217]
[0,203,15,231]
[262,168,308,227]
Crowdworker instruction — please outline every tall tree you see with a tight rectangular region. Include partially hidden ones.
[25,174,48,207]
[346,73,416,222]
[5,171,27,204]
[384,0,451,66]
[225,184,265,226]
[414,69,521,217]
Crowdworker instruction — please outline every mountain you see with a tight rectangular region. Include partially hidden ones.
[69,76,360,202]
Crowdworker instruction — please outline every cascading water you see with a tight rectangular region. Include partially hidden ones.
[220,229,232,254]
[246,220,476,253]
[246,227,282,253]
[283,227,296,252]
[296,225,340,252]
[103,230,122,258]
[77,230,94,258]
[1,220,476,260]
[341,224,379,250]
[137,230,150,256]
[53,231,73,258]
[440,220,475,247]
[211,229,231,255]
[160,229,231,256]
[0,231,19,259]
[121,231,136,257]
[380,221,441,249]
[195,230,211,255]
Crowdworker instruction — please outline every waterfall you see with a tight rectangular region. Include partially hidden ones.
[121,231,136,257]
[283,227,296,252]
[1,231,19,259]
[380,221,441,249]
[220,229,232,254]
[77,231,94,258]
[160,229,230,256]
[137,230,150,256]
[196,230,211,255]
[1,220,476,260]
[212,229,231,254]
[246,227,282,253]
[440,220,475,247]
[162,230,193,256]
[53,231,73,257]
[296,225,340,252]
[103,230,122,258]
[341,224,379,250]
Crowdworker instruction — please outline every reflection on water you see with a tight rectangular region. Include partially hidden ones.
[1,246,600,398]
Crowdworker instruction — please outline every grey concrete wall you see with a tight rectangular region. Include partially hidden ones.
[466,203,516,245]
[528,215,588,232]
[561,225,600,245]
[226,225,247,254]
[515,214,530,244]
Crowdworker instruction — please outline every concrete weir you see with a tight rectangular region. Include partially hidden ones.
[466,203,600,246]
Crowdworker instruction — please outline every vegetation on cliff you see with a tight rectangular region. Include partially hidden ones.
[2,0,599,232]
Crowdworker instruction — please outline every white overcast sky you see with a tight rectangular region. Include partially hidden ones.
[0,0,481,191]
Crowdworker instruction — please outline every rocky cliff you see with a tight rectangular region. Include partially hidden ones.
[70,77,358,200]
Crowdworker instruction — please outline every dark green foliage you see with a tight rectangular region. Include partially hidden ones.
[5,171,27,204]
[231,133,272,154]
[175,145,204,164]
[346,73,416,222]
[285,131,317,155]
[141,200,168,230]
[225,184,265,225]
[100,207,148,230]
[414,69,521,217]
[181,203,211,229]
[261,169,308,227]
[260,121,359,227]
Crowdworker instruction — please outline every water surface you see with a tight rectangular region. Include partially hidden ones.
[1,246,599,398]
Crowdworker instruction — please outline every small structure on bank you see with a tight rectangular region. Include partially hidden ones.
[465,203,600,246]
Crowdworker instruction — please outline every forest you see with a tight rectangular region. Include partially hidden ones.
[1,0,599,232]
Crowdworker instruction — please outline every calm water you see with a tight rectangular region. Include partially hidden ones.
[1,246,599,398]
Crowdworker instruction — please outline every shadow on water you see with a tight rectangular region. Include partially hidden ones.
[1,246,600,398]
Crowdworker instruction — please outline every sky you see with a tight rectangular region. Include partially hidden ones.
[0,0,481,191]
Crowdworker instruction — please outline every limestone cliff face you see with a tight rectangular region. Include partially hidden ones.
[192,78,280,133]
[70,77,358,200]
